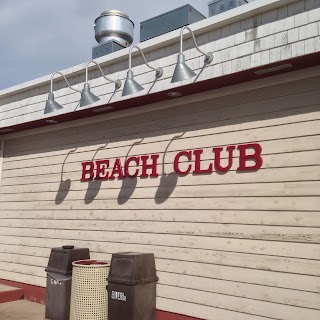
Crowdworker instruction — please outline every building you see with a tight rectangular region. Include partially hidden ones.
[0,0,320,319]
[208,0,248,17]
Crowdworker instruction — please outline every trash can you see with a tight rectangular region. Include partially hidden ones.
[70,260,110,320]
[45,245,90,320]
[108,252,158,320]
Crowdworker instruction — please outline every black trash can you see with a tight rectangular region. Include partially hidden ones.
[108,252,158,320]
[45,245,90,320]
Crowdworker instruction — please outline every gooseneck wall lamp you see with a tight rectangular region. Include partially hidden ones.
[122,45,163,96]
[44,72,81,114]
[80,60,122,108]
[171,26,213,83]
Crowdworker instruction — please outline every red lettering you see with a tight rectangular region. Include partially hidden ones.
[193,149,212,174]
[140,155,159,178]
[96,160,110,180]
[110,158,125,179]
[124,156,140,177]
[237,143,263,171]
[174,151,192,175]
[213,146,236,173]
[81,161,95,181]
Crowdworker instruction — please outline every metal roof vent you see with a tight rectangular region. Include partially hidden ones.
[208,0,248,17]
[140,5,206,42]
[92,10,134,59]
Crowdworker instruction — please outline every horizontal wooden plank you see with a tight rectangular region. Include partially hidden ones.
[1,246,320,297]
[0,209,319,227]
[1,243,317,310]
[158,285,320,320]
[3,102,320,168]
[3,146,320,182]
[2,243,319,295]
[3,119,320,176]
[0,269,45,287]
[0,196,319,211]
[0,226,319,259]
[5,86,320,157]
[2,152,320,186]
[1,182,319,204]
[0,219,319,244]
[0,234,319,276]
[157,272,320,310]
[0,261,46,278]
[155,259,320,293]
[157,297,271,320]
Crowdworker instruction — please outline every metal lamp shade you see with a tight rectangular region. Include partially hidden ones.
[171,53,197,83]
[122,70,144,96]
[80,83,100,108]
[44,92,63,114]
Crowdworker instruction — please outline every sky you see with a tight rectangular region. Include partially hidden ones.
[0,0,255,90]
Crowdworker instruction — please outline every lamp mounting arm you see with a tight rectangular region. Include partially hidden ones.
[85,60,121,90]
[50,72,81,93]
[129,45,163,78]
[180,26,213,64]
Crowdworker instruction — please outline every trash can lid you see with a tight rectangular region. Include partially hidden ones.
[63,245,74,250]
[72,259,110,267]
[45,247,90,275]
[108,252,158,285]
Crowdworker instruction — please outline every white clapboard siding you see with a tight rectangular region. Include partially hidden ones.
[1,75,320,319]
[4,95,320,159]
[0,196,319,212]
[2,165,320,188]
[0,234,319,261]
[2,143,320,180]
[4,81,320,157]
[0,218,319,244]
[3,104,320,167]
[157,285,320,320]
[0,232,319,276]
[0,139,4,186]
[0,233,319,262]
[1,181,320,205]
[0,210,319,228]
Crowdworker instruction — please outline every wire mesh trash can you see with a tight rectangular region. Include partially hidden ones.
[70,260,110,320]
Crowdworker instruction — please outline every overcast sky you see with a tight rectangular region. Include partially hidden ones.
[0,0,255,90]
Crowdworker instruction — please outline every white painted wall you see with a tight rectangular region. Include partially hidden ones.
[0,67,319,319]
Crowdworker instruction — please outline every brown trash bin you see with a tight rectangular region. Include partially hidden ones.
[108,252,158,320]
[45,245,90,320]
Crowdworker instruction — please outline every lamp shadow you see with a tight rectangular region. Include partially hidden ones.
[147,78,158,94]
[117,139,144,205]
[193,62,210,83]
[118,176,138,205]
[84,179,103,204]
[155,132,184,204]
[84,142,109,204]
[73,101,80,111]
[55,148,77,205]
[108,88,117,103]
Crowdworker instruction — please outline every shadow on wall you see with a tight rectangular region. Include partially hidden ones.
[55,148,77,205]
[118,139,144,205]
[84,142,109,204]
[154,132,185,204]
[23,76,318,208]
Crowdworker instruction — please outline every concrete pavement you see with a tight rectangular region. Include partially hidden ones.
[0,300,45,320]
